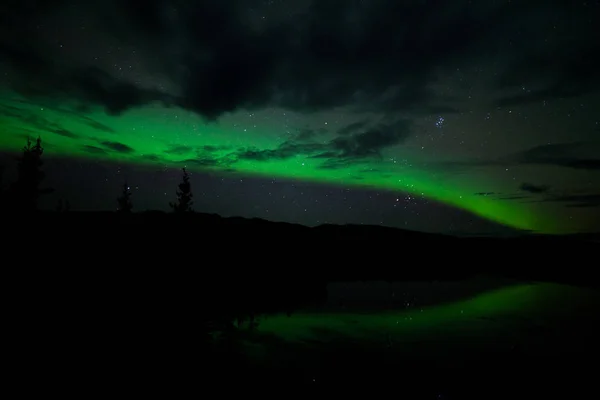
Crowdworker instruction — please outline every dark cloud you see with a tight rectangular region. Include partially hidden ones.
[1,99,117,134]
[51,107,117,134]
[99,141,135,153]
[0,33,171,115]
[357,168,383,174]
[199,145,232,153]
[552,159,600,171]
[542,193,600,208]
[2,1,595,120]
[0,105,23,118]
[165,145,194,155]
[82,145,107,154]
[236,119,411,168]
[519,183,549,194]
[141,154,162,162]
[498,195,530,201]
[474,192,496,196]
[81,118,116,134]
[48,128,79,139]
[328,120,410,158]
[166,145,239,169]
[0,106,64,134]
[295,127,328,141]
[338,121,370,136]
[135,144,237,170]
[494,3,598,107]
[180,158,220,167]
[82,140,135,155]
[514,143,600,171]
[72,68,172,115]
[566,203,599,209]
[237,142,323,162]
[435,142,600,173]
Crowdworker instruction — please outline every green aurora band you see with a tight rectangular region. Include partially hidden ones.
[0,94,572,233]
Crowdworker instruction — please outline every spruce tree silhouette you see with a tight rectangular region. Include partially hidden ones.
[170,168,193,213]
[10,137,53,212]
[117,182,133,213]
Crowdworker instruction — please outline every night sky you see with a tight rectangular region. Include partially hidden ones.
[0,0,599,235]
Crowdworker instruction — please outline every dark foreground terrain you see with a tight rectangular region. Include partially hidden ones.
[5,210,598,284]
[4,211,599,397]
[8,278,599,398]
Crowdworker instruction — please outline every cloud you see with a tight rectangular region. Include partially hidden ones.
[10,98,117,133]
[81,118,116,134]
[47,128,79,139]
[0,33,171,114]
[0,99,116,140]
[126,144,237,170]
[180,157,220,167]
[295,127,328,141]
[435,142,600,172]
[237,142,322,162]
[327,120,411,158]
[48,106,117,134]
[199,145,232,153]
[514,143,600,171]
[141,154,162,162]
[495,45,598,106]
[337,121,370,136]
[99,141,135,153]
[82,145,107,155]
[235,119,411,168]
[519,183,549,194]
[165,145,194,155]
[541,193,600,208]
[497,195,530,201]
[549,159,600,170]
[151,144,238,169]
[82,140,134,155]
[3,1,595,121]
[489,2,599,106]
[0,105,64,134]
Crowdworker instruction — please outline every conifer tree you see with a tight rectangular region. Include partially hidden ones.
[170,168,193,213]
[10,137,52,212]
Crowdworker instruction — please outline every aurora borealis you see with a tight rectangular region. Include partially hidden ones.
[1,0,599,234]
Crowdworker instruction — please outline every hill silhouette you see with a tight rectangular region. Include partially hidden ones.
[4,209,597,287]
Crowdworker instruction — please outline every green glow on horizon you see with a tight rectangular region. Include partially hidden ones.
[0,94,573,233]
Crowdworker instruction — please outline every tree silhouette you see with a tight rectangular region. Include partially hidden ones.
[117,182,133,213]
[170,168,193,213]
[10,137,52,212]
